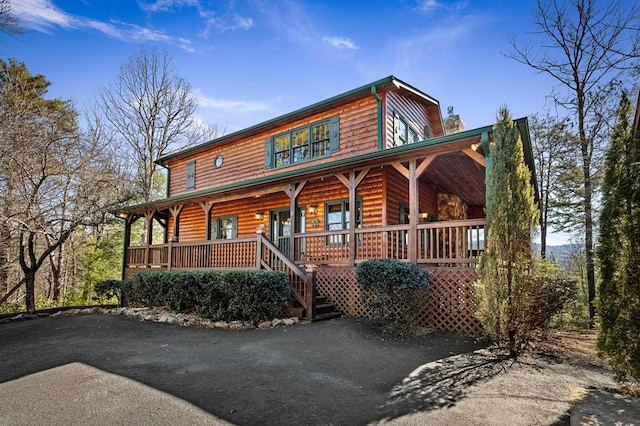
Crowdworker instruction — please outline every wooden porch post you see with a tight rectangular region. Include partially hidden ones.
[121,214,133,280]
[408,159,418,264]
[144,211,154,268]
[199,200,215,240]
[392,156,435,264]
[335,168,370,267]
[284,181,307,260]
[256,225,265,269]
[168,205,184,271]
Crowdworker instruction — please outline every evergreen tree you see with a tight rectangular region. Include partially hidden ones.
[476,107,539,357]
[597,90,640,383]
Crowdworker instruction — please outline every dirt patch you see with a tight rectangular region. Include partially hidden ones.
[528,328,609,368]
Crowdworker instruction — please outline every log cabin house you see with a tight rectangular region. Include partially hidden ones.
[116,76,536,335]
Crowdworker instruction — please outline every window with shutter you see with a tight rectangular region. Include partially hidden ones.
[265,117,339,169]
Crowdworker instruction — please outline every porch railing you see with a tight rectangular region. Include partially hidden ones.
[294,218,486,266]
[126,219,486,273]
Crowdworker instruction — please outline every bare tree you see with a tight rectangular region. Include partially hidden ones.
[0,0,22,40]
[98,47,219,203]
[508,0,640,323]
[0,59,131,313]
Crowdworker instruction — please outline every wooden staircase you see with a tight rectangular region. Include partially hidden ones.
[287,294,342,321]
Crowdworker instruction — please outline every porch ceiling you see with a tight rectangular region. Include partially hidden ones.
[422,151,486,208]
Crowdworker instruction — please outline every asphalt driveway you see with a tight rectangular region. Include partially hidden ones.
[0,314,485,425]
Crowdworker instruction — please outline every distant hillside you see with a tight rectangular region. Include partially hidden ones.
[534,243,584,266]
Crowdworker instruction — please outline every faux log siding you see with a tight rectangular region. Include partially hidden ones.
[166,98,379,198]
[167,172,385,242]
[384,167,438,225]
[384,91,442,148]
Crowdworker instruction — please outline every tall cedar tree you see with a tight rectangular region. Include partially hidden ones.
[597,91,640,383]
[476,107,539,357]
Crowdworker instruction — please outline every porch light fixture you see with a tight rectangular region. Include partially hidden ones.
[470,142,481,151]
[255,210,264,221]
[308,204,318,216]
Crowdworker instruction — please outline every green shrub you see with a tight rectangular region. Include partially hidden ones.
[94,279,124,305]
[123,269,291,323]
[356,259,430,326]
[223,270,291,322]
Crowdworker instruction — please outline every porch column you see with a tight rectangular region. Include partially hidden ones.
[335,168,370,267]
[143,210,154,268]
[408,159,418,264]
[168,205,184,271]
[168,205,184,242]
[284,181,307,260]
[121,214,134,280]
[199,201,215,240]
[392,156,435,264]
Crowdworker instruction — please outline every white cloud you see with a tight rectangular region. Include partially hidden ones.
[197,92,271,113]
[415,0,442,14]
[11,0,195,51]
[11,0,73,31]
[138,0,199,13]
[323,36,357,50]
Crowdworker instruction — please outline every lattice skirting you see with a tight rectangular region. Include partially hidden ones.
[316,266,483,336]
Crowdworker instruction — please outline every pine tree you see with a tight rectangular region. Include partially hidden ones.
[476,107,539,357]
[597,90,640,383]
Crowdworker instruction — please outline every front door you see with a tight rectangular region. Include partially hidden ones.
[271,206,305,257]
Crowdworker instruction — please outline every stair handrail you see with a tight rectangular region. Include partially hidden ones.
[256,230,312,317]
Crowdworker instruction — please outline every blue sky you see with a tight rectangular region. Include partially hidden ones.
[6,0,558,134]
[8,0,632,245]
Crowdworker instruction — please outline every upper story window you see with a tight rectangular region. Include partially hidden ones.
[393,113,422,147]
[265,117,340,169]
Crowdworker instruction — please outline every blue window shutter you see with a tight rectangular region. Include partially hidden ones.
[264,138,273,169]
[212,218,219,239]
[186,161,195,190]
[329,117,340,152]
[231,215,238,238]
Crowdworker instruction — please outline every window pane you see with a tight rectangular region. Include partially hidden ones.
[312,123,329,142]
[274,134,289,151]
[292,129,309,147]
[292,146,308,163]
[312,140,329,158]
[398,120,407,145]
[409,128,418,144]
[275,151,290,167]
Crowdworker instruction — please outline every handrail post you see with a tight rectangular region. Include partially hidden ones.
[304,264,318,320]
[256,225,266,270]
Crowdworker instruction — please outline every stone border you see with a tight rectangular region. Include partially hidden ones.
[1,306,303,330]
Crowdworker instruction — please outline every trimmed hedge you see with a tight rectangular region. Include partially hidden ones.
[356,259,430,325]
[96,270,291,323]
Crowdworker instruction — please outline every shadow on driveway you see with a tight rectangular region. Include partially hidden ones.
[0,314,489,425]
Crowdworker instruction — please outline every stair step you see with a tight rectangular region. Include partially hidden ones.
[313,311,343,321]
[315,303,336,315]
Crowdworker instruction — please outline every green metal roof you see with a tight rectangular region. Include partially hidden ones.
[156,75,440,164]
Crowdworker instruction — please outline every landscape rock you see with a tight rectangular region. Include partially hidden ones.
[258,321,271,330]
[271,319,283,327]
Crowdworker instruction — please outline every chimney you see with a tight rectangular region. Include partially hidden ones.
[444,106,465,135]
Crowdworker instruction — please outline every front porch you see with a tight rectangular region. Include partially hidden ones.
[123,219,485,334]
